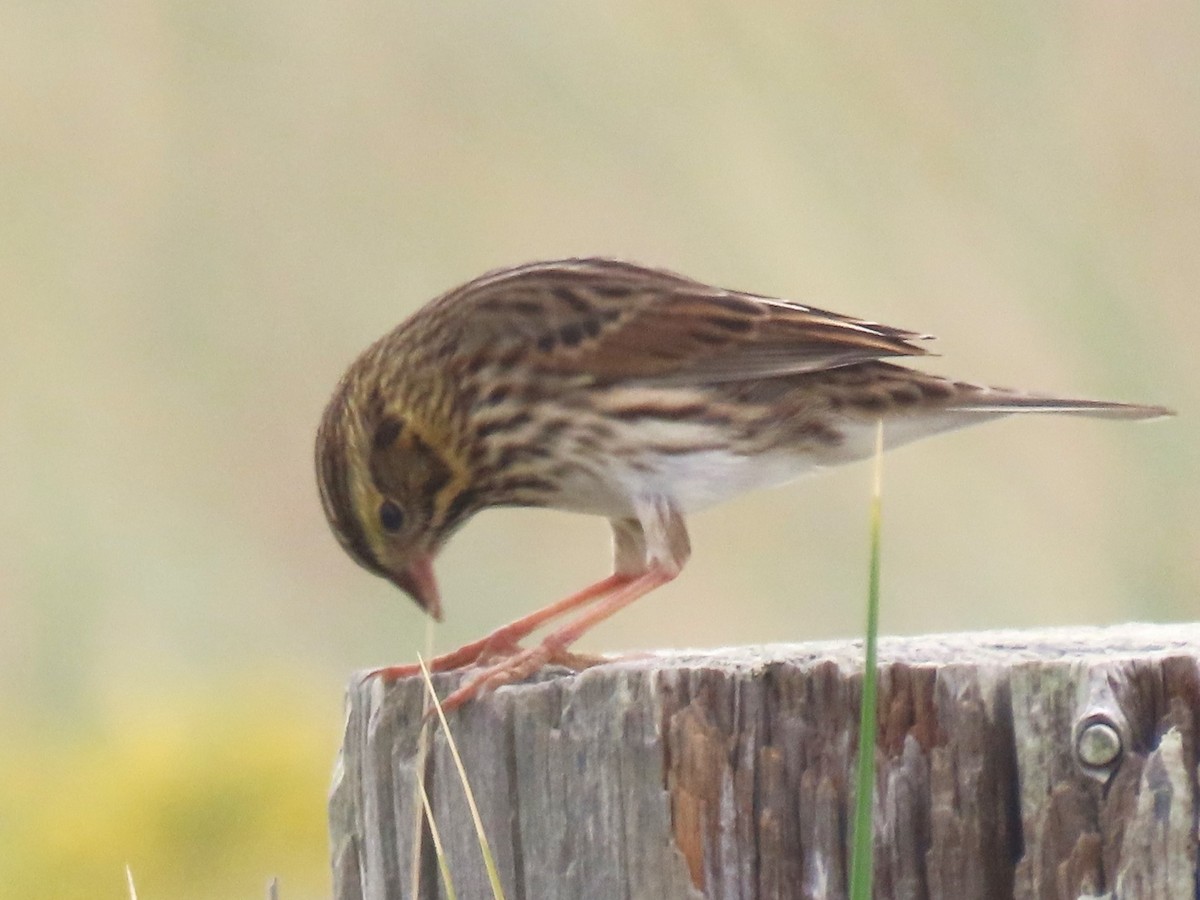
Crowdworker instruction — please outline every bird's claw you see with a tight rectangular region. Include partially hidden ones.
[434,643,553,713]
[360,631,528,686]
[427,641,616,714]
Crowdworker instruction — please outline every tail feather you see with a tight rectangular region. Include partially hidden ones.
[951,392,1173,420]
[820,381,1171,466]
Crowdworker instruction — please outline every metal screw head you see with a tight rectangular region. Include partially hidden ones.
[1076,719,1123,769]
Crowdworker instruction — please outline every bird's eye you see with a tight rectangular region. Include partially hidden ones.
[378,499,406,533]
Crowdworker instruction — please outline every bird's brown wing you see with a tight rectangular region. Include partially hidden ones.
[432,258,931,386]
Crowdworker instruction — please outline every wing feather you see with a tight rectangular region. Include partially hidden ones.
[427,258,931,385]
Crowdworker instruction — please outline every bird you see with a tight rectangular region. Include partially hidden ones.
[315,257,1171,709]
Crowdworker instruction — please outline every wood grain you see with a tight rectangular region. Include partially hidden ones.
[330,624,1200,899]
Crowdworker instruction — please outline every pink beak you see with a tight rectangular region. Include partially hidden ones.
[391,553,443,621]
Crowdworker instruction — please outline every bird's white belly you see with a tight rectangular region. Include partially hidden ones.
[553,446,816,518]
[644,448,814,512]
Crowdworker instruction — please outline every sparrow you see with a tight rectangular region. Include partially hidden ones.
[315,258,1171,708]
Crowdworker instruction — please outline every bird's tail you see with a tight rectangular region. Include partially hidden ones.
[949,392,1173,420]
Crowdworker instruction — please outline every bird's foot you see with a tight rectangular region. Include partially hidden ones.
[363,567,668,708]
[361,628,526,685]
[432,640,615,713]
[360,574,635,686]
[430,565,673,709]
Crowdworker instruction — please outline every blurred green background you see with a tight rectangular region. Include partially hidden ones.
[2,3,1196,897]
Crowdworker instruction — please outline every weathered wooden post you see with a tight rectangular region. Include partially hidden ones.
[330,623,1199,899]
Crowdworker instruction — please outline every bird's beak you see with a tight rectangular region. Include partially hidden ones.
[390,553,443,621]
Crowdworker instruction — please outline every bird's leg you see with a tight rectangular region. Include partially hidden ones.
[481,517,648,667]
[367,517,653,683]
[435,499,689,712]
[436,565,677,711]
[364,571,633,683]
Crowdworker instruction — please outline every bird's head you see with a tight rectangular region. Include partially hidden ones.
[315,374,478,621]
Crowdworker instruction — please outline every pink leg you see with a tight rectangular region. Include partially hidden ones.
[436,565,676,712]
[365,571,634,683]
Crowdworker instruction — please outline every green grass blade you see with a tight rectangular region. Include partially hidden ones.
[849,420,884,900]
